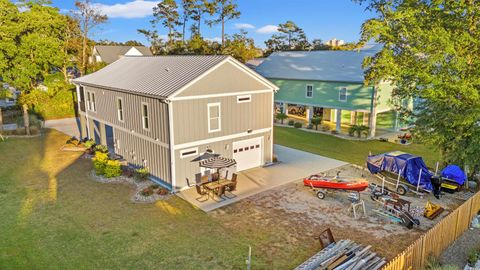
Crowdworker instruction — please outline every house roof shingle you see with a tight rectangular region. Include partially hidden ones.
[256,44,382,83]
[74,55,230,99]
[95,45,153,64]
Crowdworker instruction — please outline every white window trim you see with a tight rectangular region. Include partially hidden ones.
[87,91,96,112]
[207,102,221,133]
[141,102,150,131]
[237,94,252,103]
[117,97,124,122]
[306,84,314,98]
[339,87,348,102]
[86,91,91,111]
[180,147,199,159]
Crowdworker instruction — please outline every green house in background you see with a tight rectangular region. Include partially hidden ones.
[256,44,399,137]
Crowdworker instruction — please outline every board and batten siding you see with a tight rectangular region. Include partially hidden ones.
[114,129,171,186]
[81,85,169,144]
[174,131,272,189]
[172,91,273,145]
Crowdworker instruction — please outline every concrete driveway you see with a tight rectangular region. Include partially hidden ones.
[177,144,347,212]
[44,117,81,138]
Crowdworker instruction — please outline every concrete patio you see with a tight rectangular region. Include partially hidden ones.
[177,144,347,212]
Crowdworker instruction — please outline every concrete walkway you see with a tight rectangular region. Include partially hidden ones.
[44,117,81,138]
[177,144,347,212]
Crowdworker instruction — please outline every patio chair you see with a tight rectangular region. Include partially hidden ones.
[195,185,209,202]
[223,170,229,180]
[195,173,203,185]
[213,185,226,202]
[205,170,211,181]
[186,178,195,187]
[212,172,220,181]
[225,173,238,198]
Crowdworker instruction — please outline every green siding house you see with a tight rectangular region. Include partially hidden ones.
[256,45,398,137]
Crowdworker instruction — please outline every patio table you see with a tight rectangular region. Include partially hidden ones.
[202,179,232,190]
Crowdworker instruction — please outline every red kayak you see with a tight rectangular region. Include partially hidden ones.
[303,174,369,192]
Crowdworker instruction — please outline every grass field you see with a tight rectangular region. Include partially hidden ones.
[0,130,314,270]
[273,126,440,168]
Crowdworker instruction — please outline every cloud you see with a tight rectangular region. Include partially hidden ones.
[234,23,255,30]
[205,37,222,43]
[256,25,279,34]
[92,0,159,19]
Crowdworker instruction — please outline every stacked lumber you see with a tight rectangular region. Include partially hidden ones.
[295,240,386,270]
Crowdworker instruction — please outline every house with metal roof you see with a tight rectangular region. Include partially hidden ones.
[256,45,398,137]
[90,45,153,64]
[73,55,278,191]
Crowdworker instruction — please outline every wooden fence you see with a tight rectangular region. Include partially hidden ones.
[382,191,480,270]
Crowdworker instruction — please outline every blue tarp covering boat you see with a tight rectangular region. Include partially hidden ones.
[367,151,433,191]
[441,165,466,185]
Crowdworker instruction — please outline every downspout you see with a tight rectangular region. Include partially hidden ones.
[164,99,176,193]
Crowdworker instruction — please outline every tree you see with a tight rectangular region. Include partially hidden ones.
[0,0,68,135]
[357,0,480,176]
[137,29,166,55]
[73,0,108,75]
[265,21,310,55]
[189,0,209,36]
[60,15,82,82]
[222,31,257,63]
[180,0,196,43]
[207,0,241,47]
[310,116,322,130]
[311,39,329,50]
[152,0,181,47]
[276,113,288,125]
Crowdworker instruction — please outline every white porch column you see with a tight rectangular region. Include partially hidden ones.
[350,111,356,125]
[336,109,342,132]
[362,112,368,126]
[331,109,337,123]
[369,112,377,137]
[307,106,314,121]
[282,102,288,115]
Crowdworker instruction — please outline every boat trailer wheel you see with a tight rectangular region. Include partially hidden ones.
[396,185,408,196]
[316,191,326,199]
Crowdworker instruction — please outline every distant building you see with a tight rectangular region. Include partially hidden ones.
[245,58,266,70]
[90,45,153,65]
[325,38,345,47]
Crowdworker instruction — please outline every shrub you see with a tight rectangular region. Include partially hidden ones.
[149,184,160,189]
[104,160,122,178]
[322,125,330,131]
[84,140,95,150]
[275,113,288,124]
[287,120,295,126]
[122,167,134,178]
[16,113,43,129]
[306,124,313,129]
[94,144,109,153]
[357,125,370,138]
[294,122,302,128]
[92,152,109,175]
[468,247,480,266]
[157,188,169,195]
[272,155,278,163]
[310,117,322,130]
[348,125,356,136]
[135,167,150,181]
[140,187,154,196]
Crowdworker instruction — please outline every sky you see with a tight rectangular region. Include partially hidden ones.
[52,0,376,47]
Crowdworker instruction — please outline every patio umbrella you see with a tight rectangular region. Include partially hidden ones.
[191,149,220,162]
[199,156,237,169]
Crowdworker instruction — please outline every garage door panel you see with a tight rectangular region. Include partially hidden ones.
[233,137,263,171]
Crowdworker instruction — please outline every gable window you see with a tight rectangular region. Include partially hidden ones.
[117,97,124,122]
[207,103,221,133]
[142,103,149,130]
[86,91,96,112]
[339,87,347,102]
[306,85,313,98]
[237,95,251,103]
[180,147,198,159]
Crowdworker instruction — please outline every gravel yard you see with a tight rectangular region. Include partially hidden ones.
[440,228,480,268]
[211,164,474,261]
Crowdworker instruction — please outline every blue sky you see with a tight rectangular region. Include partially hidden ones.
[52,0,375,47]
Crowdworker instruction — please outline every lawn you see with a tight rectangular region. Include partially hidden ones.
[274,126,440,168]
[0,130,314,270]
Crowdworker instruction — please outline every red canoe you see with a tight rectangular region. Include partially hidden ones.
[303,175,369,192]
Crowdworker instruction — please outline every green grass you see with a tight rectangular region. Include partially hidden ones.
[0,130,313,270]
[274,126,440,168]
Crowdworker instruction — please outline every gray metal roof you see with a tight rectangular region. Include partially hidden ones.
[95,46,153,64]
[256,45,382,83]
[74,55,229,98]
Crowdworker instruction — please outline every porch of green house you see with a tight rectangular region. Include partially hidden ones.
[275,102,399,138]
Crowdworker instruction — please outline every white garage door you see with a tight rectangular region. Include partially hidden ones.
[233,137,263,172]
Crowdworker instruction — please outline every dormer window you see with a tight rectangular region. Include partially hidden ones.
[306,85,313,98]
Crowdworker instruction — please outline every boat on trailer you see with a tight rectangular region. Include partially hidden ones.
[303,174,368,199]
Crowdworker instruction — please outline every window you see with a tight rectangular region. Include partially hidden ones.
[306,85,313,98]
[180,147,198,158]
[142,103,149,130]
[237,95,251,103]
[339,87,347,102]
[86,91,96,112]
[207,103,221,133]
[117,97,124,122]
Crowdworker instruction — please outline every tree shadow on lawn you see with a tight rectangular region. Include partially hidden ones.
[0,129,267,270]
